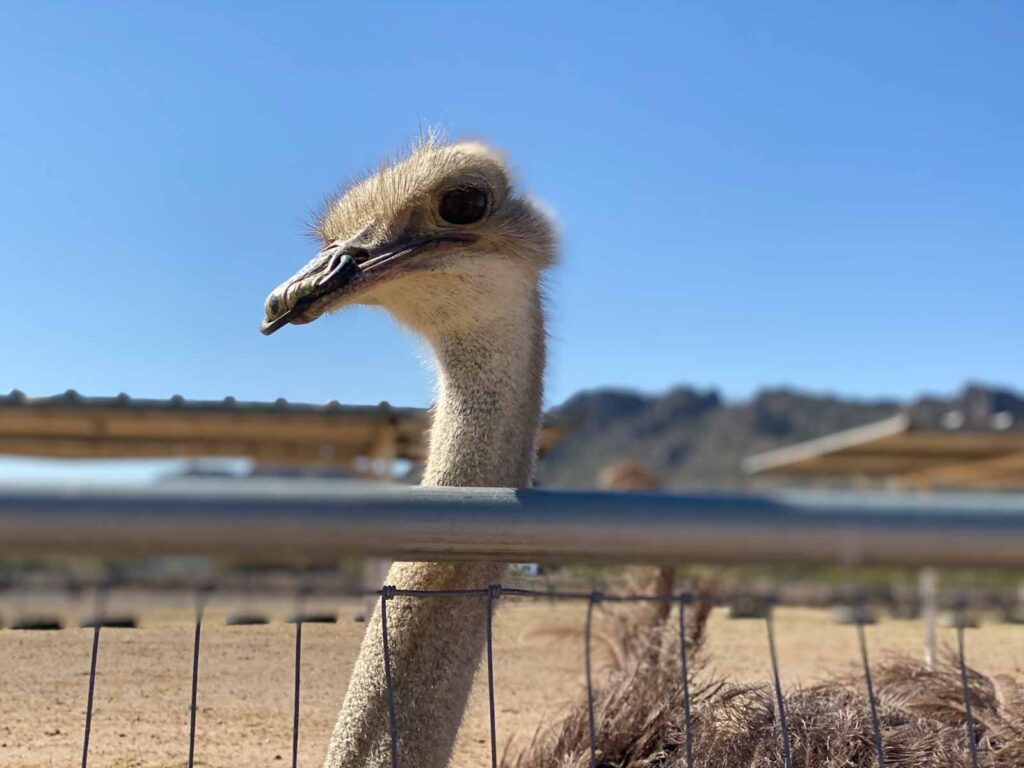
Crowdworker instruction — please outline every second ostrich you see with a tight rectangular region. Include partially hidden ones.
[262,138,555,768]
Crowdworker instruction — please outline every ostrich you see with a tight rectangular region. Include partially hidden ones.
[598,460,676,626]
[262,139,1024,768]
[262,137,554,768]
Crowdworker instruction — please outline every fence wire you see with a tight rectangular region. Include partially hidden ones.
[678,595,694,768]
[80,623,100,768]
[61,582,988,768]
[765,606,794,768]
[957,623,980,768]
[186,590,207,768]
[856,618,886,768]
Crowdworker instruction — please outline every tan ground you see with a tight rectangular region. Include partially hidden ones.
[2,593,1023,768]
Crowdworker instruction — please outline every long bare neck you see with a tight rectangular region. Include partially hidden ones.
[424,285,545,487]
[324,284,546,768]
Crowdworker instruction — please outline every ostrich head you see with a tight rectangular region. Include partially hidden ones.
[261,139,556,341]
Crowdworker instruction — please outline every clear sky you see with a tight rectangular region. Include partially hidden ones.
[1,2,1021,417]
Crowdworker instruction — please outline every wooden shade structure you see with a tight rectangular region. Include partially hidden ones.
[744,412,1024,490]
[0,390,563,471]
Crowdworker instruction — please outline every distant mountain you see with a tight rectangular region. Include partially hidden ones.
[536,383,1022,490]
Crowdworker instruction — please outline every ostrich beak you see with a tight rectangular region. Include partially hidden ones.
[260,242,360,335]
[260,233,478,336]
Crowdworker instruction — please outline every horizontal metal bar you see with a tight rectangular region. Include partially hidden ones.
[2,479,1024,568]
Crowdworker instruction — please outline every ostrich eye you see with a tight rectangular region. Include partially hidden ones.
[439,187,488,225]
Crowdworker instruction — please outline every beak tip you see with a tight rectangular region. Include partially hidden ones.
[260,246,360,338]
[260,316,284,336]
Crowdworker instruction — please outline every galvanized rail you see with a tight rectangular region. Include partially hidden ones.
[2,479,1024,568]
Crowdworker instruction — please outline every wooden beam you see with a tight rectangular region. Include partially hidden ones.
[896,452,1024,490]
[742,415,910,474]
[765,455,950,476]
[0,399,563,464]
[367,424,399,480]
[0,437,360,465]
[864,431,1024,456]
[0,408,396,443]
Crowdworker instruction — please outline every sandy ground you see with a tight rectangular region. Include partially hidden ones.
[3,592,1024,768]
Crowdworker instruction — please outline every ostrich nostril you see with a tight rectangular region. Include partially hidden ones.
[345,246,371,265]
[268,295,281,316]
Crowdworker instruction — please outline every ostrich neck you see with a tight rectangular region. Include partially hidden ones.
[423,289,545,488]
[324,284,546,768]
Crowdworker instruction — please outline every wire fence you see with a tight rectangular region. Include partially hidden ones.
[61,582,990,768]
[4,481,1021,767]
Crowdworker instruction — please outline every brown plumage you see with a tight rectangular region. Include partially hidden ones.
[598,460,676,627]
[505,606,1024,768]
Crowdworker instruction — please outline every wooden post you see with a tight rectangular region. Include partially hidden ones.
[368,423,399,480]
[920,567,938,670]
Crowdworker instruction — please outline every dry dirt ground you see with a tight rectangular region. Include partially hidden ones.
[2,592,1023,768]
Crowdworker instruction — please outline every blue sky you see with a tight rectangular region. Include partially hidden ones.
[1,1,1021,419]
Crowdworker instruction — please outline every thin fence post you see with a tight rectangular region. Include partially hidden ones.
[485,585,501,768]
[765,605,794,768]
[584,591,602,768]
[292,586,309,768]
[380,586,399,768]
[957,624,980,768]
[187,587,210,768]
[81,582,108,768]
[81,623,101,768]
[855,613,885,768]
[678,594,694,768]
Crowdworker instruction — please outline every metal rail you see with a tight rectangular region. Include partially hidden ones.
[2,479,1024,568]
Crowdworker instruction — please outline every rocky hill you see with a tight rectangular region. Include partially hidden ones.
[536,383,1021,490]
